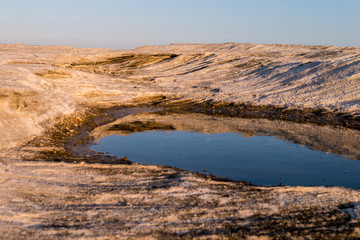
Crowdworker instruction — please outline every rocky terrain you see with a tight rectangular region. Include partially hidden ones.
[1,43,360,239]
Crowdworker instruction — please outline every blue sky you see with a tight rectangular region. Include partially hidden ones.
[0,0,359,49]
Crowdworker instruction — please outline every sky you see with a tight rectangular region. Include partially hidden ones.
[0,0,359,49]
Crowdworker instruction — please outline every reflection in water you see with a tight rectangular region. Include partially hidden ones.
[91,111,360,188]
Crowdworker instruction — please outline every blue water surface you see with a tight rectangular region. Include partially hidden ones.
[92,131,360,188]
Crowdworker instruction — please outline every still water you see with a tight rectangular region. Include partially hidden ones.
[91,112,360,188]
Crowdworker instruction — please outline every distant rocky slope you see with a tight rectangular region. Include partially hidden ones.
[1,43,360,151]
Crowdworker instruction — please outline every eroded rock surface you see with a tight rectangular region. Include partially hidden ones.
[1,43,360,239]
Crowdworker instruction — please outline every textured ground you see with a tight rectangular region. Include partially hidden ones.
[2,160,360,239]
[1,43,360,239]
